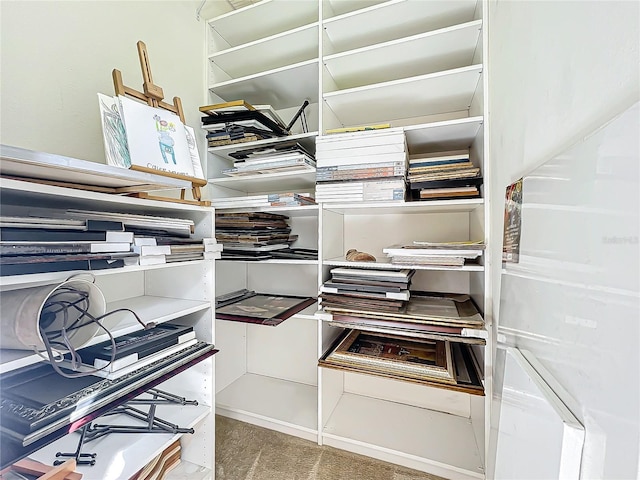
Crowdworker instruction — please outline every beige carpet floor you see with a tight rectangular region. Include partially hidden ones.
[215,416,447,480]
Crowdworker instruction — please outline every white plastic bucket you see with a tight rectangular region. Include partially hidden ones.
[0,279,106,351]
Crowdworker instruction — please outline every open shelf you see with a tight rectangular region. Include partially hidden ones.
[323,64,483,125]
[210,23,318,80]
[208,59,319,111]
[207,0,318,47]
[323,0,479,52]
[209,170,316,194]
[216,373,318,442]
[404,116,483,154]
[323,393,484,479]
[322,198,484,215]
[29,403,210,480]
[0,260,209,289]
[323,20,482,89]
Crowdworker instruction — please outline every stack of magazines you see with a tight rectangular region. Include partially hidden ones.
[407,150,483,201]
[211,192,316,210]
[314,128,407,203]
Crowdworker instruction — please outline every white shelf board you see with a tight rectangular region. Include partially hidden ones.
[404,116,483,154]
[0,144,191,192]
[0,295,210,374]
[323,0,478,52]
[321,198,484,215]
[29,405,210,480]
[210,23,318,79]
[206,132,318,161]
[322,257,484,272]
[208,59,319,111]
[165,460,211,480]
[323,20,482,90]
[207,0,318,47]
[0,178,209,216]
[323,64,483,126]
[0,259,209,289]
[208,170,316,194]
[212,204,319,217]
[323,393,484,479]
[216,372,318,441]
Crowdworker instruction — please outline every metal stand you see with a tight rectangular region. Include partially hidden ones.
[54,424,97,466]
[53,388,196,467]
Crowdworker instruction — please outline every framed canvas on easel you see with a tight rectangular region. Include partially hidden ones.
[99,41,209,206]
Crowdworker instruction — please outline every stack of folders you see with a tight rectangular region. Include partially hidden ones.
[222,141,316,177]
[132,236,222,264]
[382,241,486,267]
[315,128,407,203]
[59,323,197,380]
[407,150,483,201]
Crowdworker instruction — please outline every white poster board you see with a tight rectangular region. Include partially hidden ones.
[98,94,204,180]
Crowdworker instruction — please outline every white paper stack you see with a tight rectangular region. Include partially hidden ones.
[315,128,407,202]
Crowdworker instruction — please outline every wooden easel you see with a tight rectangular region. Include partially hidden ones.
[113,41,210,206]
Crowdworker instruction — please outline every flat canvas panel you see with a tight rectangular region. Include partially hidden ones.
[118,95,195,178]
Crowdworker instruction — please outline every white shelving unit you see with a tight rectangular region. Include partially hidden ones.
[0,177,216,478]
[205,1,490,478]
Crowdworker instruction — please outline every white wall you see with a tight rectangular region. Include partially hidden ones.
[488,1,639,478]
[487,0,639,309]
[0,0,226,164]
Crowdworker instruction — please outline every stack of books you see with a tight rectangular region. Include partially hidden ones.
[222,141,316,177]
[315,128,407,203]
[200,100,289,147]
[211,192,316,209]
[407,150,483,201]
[382,241,486,267]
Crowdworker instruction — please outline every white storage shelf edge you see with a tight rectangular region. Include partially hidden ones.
[0,176,216,473]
